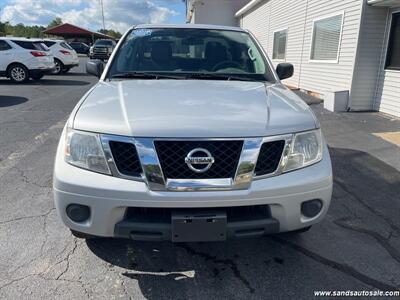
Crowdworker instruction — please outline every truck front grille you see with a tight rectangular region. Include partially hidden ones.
[254,140,285,176]
[93,47,108,54]
[105,137,287,186]
[154,140,243,179]
[109,141,142,177]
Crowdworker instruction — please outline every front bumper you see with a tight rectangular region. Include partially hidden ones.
[53,135,333,239]
[30,67,56,76]
[114,206,281,241]
[89,53,111,60]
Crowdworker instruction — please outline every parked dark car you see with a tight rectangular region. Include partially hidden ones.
[89,39,116,60]
[69,42,90,55]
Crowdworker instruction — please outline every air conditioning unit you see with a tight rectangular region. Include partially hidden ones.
[324,90,349,112]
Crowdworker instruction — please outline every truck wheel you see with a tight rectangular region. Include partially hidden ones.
[289,226,312,234]
[8,64,29,83]
[53,59,63,75]
[31,73,44,80]
[61,67,71,74]
[70,229,97,239]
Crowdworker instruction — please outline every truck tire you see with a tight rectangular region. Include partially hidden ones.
[70,229,97,239]
[53,58,64,75]
[289,226,312,234]
[31,73,44,80]
[61,67,71,74]
[8,64,29,83]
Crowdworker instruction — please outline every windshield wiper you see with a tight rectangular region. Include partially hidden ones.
[110,72,264,82]
[184,73,259,82]
[110,72,185,80]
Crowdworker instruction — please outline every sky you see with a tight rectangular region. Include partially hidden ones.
[0,0,186,33]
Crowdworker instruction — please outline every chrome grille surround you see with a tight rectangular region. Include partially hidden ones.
[100,134,293,191]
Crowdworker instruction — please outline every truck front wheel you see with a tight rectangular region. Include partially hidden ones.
[70,229,97,239]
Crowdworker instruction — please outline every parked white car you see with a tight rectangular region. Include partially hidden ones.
[0,37,55,82]
[54,24,332,242]
[42,39,79,74]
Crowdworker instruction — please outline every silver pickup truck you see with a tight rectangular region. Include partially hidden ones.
[53,24,332,242]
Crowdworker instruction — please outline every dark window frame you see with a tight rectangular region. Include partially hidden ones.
[0,40,12,51]
[385,12,400,70]
[43,41,56,47]
[12,40,49,51]
[12,40,36,50]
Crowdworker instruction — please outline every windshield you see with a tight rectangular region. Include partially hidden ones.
[95,40,113,46]
[108,28,275,82]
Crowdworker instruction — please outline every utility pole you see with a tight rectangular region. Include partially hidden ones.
[100,0,105,31]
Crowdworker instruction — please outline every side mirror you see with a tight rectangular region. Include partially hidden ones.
[276,63,294,80]
[86,60,104,78]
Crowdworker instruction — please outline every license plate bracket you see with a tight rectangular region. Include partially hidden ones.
[171,210,227,242]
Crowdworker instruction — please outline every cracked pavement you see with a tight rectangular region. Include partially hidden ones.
[0,58,399,299]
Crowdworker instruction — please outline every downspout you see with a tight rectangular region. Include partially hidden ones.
[372,8,390,110]
[348,0,367,111]
[187,0,203,24]
[297,0,310,88]
[185,0,189,23]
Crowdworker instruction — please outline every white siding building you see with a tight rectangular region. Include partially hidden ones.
[186,0,400,118]
[186,0,250,26]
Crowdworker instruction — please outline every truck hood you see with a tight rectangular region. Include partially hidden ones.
[73,80,318,138]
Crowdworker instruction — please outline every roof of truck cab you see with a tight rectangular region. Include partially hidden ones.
[134,24,247,32]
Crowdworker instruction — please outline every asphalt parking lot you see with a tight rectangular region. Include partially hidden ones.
[0,57,399,299]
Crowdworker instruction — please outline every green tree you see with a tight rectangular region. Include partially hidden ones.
[4,22,14,36]
[47,17,63,28]
[13,23,26,37]
[0,22,45,38]
[0,22,5,36]
[98,28,122,39]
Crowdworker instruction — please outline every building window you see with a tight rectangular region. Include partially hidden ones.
[310,13,343,62]
[273,29,287,60]
[385,12,400,70]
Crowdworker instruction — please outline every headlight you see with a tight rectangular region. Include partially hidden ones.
[282,129,323,172]
[64,129,110,175]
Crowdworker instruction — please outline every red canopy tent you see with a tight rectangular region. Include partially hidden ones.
[43,23,114,45]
